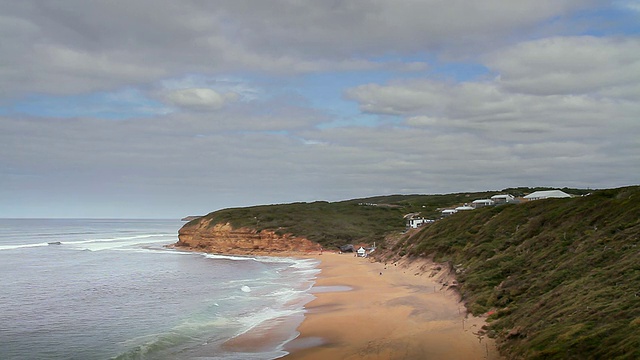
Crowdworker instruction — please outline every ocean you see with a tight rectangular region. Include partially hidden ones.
[0,219,320,360]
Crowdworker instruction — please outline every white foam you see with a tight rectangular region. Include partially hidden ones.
[235,307,301,336]
[0,233,176,252]
[204,254,258,261]
[255,256,298,264]
[288,258,321,269]
[71,236,174,251]
[0,242,50,251]
[66,234,164,245]
[266,288,315,308]
[111,247,191,255]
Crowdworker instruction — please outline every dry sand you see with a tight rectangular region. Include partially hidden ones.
[283,252,503,360]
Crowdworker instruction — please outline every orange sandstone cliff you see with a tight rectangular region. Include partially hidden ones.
[176,218,321,255]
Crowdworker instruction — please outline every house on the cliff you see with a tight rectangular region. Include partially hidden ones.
[441,209,458,216]
[408,218,424,228]
[491,194,516,204]
[524,190,572,201]
[455,204,474,211]
[407,217,434,228]
[472,199,494,208]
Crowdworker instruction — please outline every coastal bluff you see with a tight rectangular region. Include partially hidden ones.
[174,186,640,359]
[176,218,321,255]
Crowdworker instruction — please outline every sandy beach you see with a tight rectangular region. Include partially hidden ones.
[282,252,503,360]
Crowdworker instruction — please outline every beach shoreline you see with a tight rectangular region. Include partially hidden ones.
[171,245,504,359]
[281,252,503,360]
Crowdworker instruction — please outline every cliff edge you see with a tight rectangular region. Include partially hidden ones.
[176,217,321,255]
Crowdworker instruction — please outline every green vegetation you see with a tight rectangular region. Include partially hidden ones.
[188,185,638,358]
[188,187,586,248]
[392,186,640,359]
[188,201,406,249]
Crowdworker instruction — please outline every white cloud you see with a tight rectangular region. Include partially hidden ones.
[485,36,640,96]
[159,75,263,104]
[345,81,451,115]
[406,116,439,126]
[0,0,595,97]
[346,36,640,144]
[349,77,639,140]
[163,88,238,111]
[205,0,590,57]
[615,0,640,12]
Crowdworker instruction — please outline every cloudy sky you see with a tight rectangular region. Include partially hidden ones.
[1,0,639,218]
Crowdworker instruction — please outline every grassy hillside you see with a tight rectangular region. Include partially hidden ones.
[187,187,590,249]
[389,186,640,359]
[188,201,405,248]
[187,186,636,358]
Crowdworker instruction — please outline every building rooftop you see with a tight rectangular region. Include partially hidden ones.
[524,190,572,199]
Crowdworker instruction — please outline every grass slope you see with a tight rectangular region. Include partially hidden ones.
[187,186,635,358]
[188,200,406,249]
[189,187,589,250]
[392,186,640,359]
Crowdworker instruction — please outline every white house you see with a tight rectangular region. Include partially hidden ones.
[491,194,516,204]
[455,205,474,211]
[357,247,366,257]
[441,209,458,216]
[408,218,423,228]
[472,199,495,208]
[524,190,572,201]
[407,218,434,228]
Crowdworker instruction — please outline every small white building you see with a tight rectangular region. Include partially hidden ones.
[472,199,495,208]
[455,205,474,211]
[441,209,458,216]
[491,194,516,204]
[357,247,366,257]
[524,190,572,201]
[408,218,423,228]
[407,218,434,228]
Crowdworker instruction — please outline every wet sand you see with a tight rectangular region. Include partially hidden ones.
[283,252,503,360]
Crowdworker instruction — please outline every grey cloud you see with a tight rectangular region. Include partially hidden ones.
[2,107,637,217]
[296,125,638,193]
[0,0,593,97]
[486,36,640,96]
[345,81,451,115]
[0,112,339,216]
[1,0,636,218]
[346,78,639,142]
[205,0,590,57]
[341,46,639,193]
[162,88,238,111]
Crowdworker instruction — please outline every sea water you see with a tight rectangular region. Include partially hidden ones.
[0,219,319,360]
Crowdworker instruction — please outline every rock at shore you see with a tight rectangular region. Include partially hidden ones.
[176,218,320,254]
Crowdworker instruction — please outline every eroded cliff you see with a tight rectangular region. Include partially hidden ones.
[176,218,321,255]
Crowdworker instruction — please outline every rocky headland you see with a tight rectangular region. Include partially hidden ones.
[176,218,321,255]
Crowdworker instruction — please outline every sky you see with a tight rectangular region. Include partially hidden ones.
[1,0,639,218]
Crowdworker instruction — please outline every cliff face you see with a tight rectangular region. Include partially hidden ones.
[176,218,320,255]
